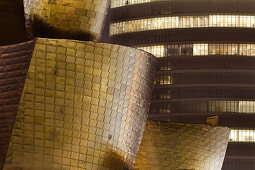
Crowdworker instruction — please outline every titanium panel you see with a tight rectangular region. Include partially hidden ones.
[24,0,110,41]
[0,40,36,169]
[134,120,230,170]
[3,38,157,170]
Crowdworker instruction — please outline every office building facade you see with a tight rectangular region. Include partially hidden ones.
[110,0,255,169]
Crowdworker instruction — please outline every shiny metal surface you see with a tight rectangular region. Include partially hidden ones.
[134,120,230,170]
[24,0,110,41]
[2,38,156,170]
[0,40,36,170]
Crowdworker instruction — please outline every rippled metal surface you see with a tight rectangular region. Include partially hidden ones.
[0,40,36,170]
[24,0,110,41]
[3,38,157,170]
[134,120,230,170]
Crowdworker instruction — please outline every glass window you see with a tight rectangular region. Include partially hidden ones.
[227,15,232,27]
[214,44,220,54]
[219,44,224,55]
[173,17,179,28]
[138,43,255,57]
[199,16,205,27]
[223,15,228,27]
[147,18,152,30]
[211,14,216,26]
[138,45,164,57]
[251,44,255,56]
[164,75,172,84]
[166,45,178,56]
[251,16,255,27]
[232,44,238,55]
[227,44,232,55]
[240,16,245,27]
[183,16,189,28]
[247,44,251,56]
[180,44,193,56]
[223,44,228,55]
[193,44,208,55]
[230,129,255,142]
[110,14,255,36]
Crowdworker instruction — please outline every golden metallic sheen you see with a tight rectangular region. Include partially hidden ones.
[0,40,36,170]
[3,38,157,170]
[24,0,110,41]
[134,120,230,170]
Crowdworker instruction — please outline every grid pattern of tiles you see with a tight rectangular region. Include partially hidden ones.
[3,38,157,170]
[24,0,110,41]
[134,120,230,170]
[0,40,36,169]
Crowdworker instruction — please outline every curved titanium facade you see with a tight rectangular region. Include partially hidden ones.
[133,120,230,170]
[24,0,110,41]
[110,0,255,169]
[0,40,36,170]
[0,0,28,45]
[2,38,156,170]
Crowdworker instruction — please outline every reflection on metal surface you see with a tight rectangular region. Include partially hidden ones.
[134,120,230,170]
[206,116,219,125]
[2,38,157,170]
[24,0,110,41]
[0,40,36,170]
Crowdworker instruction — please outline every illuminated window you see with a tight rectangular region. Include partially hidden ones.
[111,0,162,8]
[230,129,255,142]
[193,44,208,56]
[208,100,255,114]
[110,15,255,35]
[137,43,255,57]
[138,45,164,57]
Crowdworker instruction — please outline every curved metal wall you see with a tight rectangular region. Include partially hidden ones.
[134,120,230,170]
[24,0,110,41]
[0,40,36,170]
[2,38,157,170]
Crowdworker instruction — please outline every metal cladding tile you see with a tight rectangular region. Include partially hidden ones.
[3,38,157,170]
[134,120,230,170]
[0,40,36,170]
[24,0,110,41]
